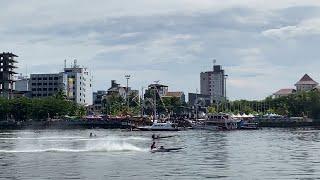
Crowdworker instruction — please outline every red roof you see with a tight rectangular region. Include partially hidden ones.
[295,74,318,85]
[164,91,184,97]
[274,88,296,95]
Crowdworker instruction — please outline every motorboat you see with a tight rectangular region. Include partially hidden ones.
[238,121,259,130]
[138,121,179,131]
[151,147,183,153]
[205,113,238,130]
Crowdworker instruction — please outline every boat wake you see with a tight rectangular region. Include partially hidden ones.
[0,138,148,153]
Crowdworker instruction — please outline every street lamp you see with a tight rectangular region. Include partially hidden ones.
[125,75,131,109]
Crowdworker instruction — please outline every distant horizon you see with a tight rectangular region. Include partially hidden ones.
[2,1,320,100]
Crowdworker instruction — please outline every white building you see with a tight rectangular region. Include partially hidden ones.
[200,65,226,103]
[15,75,30,92]
[64,62,93,106]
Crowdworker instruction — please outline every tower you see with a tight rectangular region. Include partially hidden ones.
[0,52,18,99]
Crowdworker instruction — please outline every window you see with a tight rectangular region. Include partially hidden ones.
[80,98,82,102]
[49,83,53,85]
[38,78,42,80]
[49,88,53,91]
[54,88,57,91]
[43,88,47,91]
[43,83,47,85]
[32,78,36,80]
[54,83,57,85]
[54,77,58,80]
[37,94,41,97]
[49,77,53,80]
[32,83,36,86]
[32,88,36,91]
[37,83,41,85]
[37,88,41,91]
[43,77,47,80]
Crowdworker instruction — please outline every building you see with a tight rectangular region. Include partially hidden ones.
[0,52,18,99]
[14,75,32,98]
[148,83,168,97]
[106,80,139,99]
[92,90,107,113]
[188,93,211,107]
[30,73,67,98]
[273,88,296,98]
[163,92,186,103]
[295,74,318,92]
[200,65,226,103]
[64,62,93,106]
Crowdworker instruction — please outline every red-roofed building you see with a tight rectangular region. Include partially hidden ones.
[273,88,296,98]
[295,74,318,92]
[163,91,186,103]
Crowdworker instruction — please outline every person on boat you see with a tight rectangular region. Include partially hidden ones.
[152,134,156,139]
[159,146,164,150]
[90,133,93,137]
[151,142,156,150]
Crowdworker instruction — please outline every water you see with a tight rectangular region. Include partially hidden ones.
[0,128,320,179]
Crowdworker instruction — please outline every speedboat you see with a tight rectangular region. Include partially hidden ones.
[138,121,179,131]
[151,147,183,153]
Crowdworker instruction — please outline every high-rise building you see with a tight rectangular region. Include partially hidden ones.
[64,60,93,106]
[0,52,18,99]
[200,65,227,103]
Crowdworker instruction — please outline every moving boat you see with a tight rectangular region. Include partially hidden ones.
[138,121,179,131]
[151,147,183,153]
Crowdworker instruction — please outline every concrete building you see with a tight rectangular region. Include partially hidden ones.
[92,90,107,113]
[0,52,18,99]
[30,73,67,98]
[273,88,296,98]
[188,93,211,107]
[200,65,226,103]
[106,80,138,99]
[148,83,168,97]
[163,92,186,103]
[14,75,32,98]
[295,74,318,92]
[64,63,93,106]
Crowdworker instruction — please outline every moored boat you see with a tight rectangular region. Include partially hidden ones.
[138,121,179,131]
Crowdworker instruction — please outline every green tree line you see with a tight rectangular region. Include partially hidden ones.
[0,95,85,121]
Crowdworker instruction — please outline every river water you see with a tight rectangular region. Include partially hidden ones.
[0,128,319,179]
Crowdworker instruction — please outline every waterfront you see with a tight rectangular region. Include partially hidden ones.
[0,129,320,179]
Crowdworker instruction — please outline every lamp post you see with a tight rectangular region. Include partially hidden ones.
[125,75,131,110]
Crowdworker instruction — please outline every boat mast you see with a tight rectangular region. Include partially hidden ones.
[195,89,198,121]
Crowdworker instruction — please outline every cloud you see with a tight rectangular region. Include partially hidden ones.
[262,19,320,39]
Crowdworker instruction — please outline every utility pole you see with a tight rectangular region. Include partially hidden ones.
[125,75,131,110]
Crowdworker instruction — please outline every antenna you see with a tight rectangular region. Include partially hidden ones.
[64,59,67,69]
[74,59,77,68]
[213,59,217,71]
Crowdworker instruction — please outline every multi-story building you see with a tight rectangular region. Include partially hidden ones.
[188,93,211,107]
[64,63,93,106]
[295,74,318,92]
[30,73,67,98]
[200,65,226,103]
[148,83,168,97]
[0,52,18,99]
[163,92,186,103]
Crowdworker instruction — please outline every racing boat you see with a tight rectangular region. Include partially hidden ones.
[151,147,183,153]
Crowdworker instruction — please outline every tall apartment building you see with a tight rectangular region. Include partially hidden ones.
[200,65,226,103]
[30,73,67,98]
[0,52,18,99]
[64,62,93,106]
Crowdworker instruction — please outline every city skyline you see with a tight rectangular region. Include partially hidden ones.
[2,1,320,100]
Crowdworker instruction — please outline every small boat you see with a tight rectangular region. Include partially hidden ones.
[138,121,179,131]
[152,135,175,140]
[151,147,183,153]
[238,122,259,130]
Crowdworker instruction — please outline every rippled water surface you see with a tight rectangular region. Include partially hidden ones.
[0,128,320,179]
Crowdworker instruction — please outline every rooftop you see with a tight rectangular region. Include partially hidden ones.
[274,88,296,95]
[295,74,318,86]
[165,91,184,97]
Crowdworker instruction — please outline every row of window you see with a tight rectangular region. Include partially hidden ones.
[32,93,53,97]
[32,88,58,91]
[31,77,59,80]
[31,82,59,86]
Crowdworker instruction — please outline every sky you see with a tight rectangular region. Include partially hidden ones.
[1,0,320,100]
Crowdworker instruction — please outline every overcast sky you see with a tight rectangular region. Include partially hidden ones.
[2,0,320,100]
